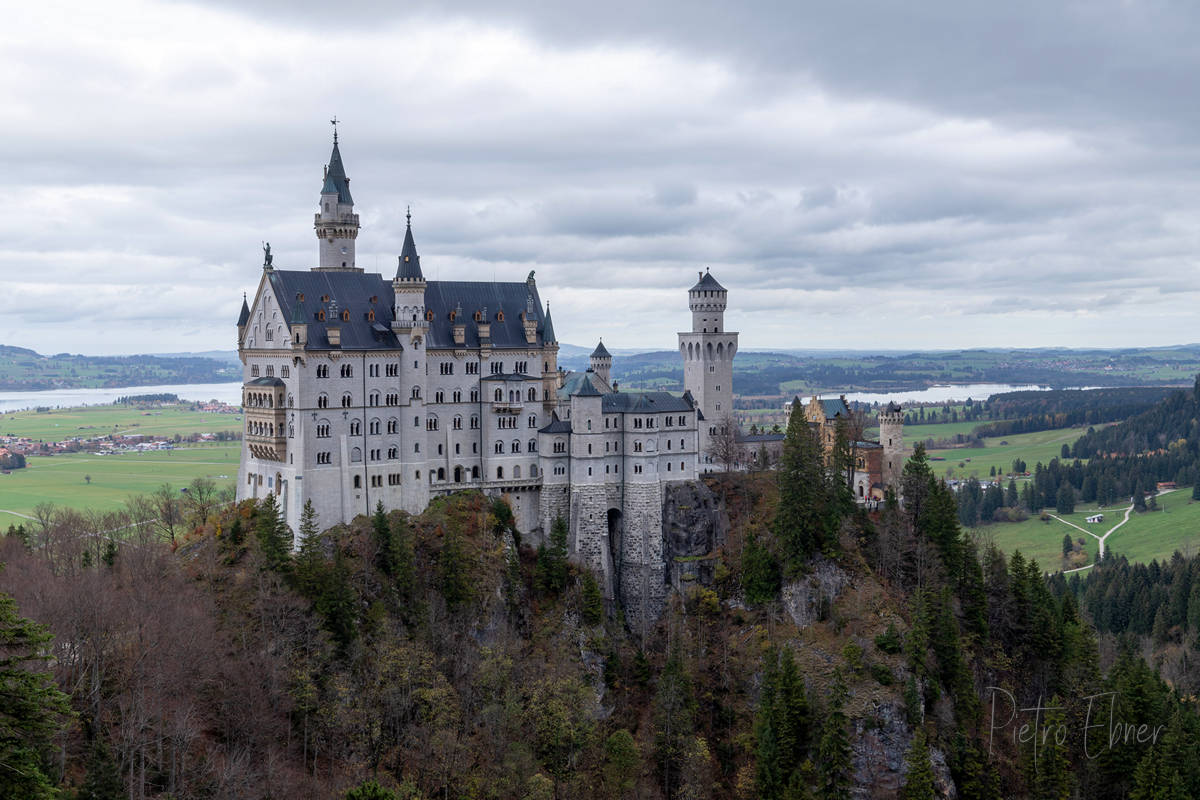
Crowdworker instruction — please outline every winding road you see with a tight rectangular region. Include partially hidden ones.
[1057,488,1179,573]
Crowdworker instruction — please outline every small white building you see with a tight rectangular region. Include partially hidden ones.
[1086,514,1104,524]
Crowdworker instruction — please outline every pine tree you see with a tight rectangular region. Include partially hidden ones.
[371,501,393,575]
[0,589,73,800]
[317,541,358,649]
[255,493,292,572]
[534,516,570,596]
[1029,698,1073,800]
[815,672,852,800]
[581,572,603,625]
[439,528,472,610]
[654,647,696,798]
[76,737,125,800]
[901,728,935,800]
[776,405,834,568]
[743,529,781,605]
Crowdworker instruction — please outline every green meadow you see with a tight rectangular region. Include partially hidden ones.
[0,443,240,522]
[0,405,241,441]
[927,427,1089,480]
[975,491,1200,573]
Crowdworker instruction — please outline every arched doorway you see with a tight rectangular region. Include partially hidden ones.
[454,466,463,482]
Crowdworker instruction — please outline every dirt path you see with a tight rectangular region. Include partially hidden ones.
[1057,489,1181,572]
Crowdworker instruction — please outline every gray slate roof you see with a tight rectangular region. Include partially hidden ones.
[571,378,603,397]
[819,397,851,418]
[321,140,353,204]
[264,269,551,352]
[481,373,537,382]
[690,269,725,292]
[590,340,611,359]
[396,219,423,280]
[539,415,572,434]
[541,303,557,344]
[237,295,250,326]
[738,433,785,443]
[601,391,694,414]
[556,371,608,399]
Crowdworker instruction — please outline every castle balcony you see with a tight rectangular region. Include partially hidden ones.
[491,402,523,414]
[313,212,360,226]
[246,432,287,463]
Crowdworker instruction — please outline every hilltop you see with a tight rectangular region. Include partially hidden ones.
[0,345,239,391]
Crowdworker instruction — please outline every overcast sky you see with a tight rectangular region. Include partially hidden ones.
[4,0,1200,355]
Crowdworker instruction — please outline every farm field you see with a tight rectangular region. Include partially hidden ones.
[1100,494,1200,564]
[0,443,239,522]
[0,404,241,441]
[975,492,1200,573]
[927,426,1090,480]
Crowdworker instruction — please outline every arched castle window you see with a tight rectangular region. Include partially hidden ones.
[495,441,504,454]
[513,465,521,478]
[528,438,537,452]
[341,393,352,407]
[512,439,521,453]
[494,388,503,402]
[387,418,397,433]
[317,394,328,409]
[497,466,504,479]
[317,310,326,321]
[528,415,537,428]
[351,447,362,463]
[425,309,434,322]
[527,387,536,401]
[349,420,361,436]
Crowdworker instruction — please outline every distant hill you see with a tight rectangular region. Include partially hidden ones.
[150,350,240,365]
[0,345,239,391]
[599,345,1200,396]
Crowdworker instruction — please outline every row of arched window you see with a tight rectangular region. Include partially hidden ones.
[493,439,538,454]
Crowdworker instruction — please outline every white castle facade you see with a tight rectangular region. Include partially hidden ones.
[236,136,736,621]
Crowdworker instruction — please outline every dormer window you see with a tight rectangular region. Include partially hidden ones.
[367,310,375,322]
[474,311,483,322]
[369,295,378,304]
[297,292,305,302]
[496,310,505,322]
[322,294,330,302]
[341,310,350,322]
[425,309,434,322]
[448,310,456,322]
[317,310,326,321]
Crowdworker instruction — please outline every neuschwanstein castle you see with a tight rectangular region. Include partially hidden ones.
[236,134,742,621]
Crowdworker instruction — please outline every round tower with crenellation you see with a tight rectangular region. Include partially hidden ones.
[678,268,738,470]
[879,401,905,490]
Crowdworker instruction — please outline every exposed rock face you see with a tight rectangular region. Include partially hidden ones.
[781,557,851,630]
[662,481,729,593]
[850,701,957,799]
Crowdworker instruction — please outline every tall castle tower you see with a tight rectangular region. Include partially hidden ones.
[314,130,361,271]
[879,401,905,489]
[679,269,737,466]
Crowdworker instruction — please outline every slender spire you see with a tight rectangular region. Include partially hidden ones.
[237,292,250,327]
[541,302,557,343]
[321,131,353,204]
[395,209,424,281]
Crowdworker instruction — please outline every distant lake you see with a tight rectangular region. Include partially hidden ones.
[821,383,1090,406]
[0,380,1084,415]
[0,382,244,413]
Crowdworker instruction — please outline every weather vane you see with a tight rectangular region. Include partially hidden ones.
[330,116,339,142]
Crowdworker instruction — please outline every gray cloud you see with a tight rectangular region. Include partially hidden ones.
[2,0,1199,355]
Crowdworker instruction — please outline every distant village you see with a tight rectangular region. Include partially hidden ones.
[0,399,240,472]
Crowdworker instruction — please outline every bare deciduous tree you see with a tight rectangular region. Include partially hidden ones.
[706,413,743,473]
